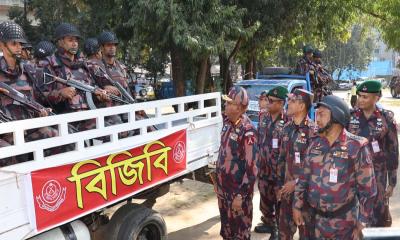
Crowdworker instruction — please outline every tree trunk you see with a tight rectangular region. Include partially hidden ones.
[220,38,243,93]
[244,48,256,79]
[205,57,214,92]
[170,43,185,97]
[195,56,209,94]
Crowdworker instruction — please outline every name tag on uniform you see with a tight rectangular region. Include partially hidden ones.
[372,140,380,153]
[329,168,338,183]
[272,138,278,149]
[295,152,301,164]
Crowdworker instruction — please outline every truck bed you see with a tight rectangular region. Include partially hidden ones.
[0,93,222,239]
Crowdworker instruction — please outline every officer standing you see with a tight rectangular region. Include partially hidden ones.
[347,80,398,227]
[255,86,288,240]
[277,88,315,240]
[216,86,258,240]
[294,95,377,239]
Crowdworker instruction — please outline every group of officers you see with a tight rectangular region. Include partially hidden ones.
[216,65,398,238]
[0,21,135,166]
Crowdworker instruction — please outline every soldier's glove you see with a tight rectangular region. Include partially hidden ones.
[59,87,77,100]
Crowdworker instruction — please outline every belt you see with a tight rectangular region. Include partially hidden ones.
[310,198,357,218]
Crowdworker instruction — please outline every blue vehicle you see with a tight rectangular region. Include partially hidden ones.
[235,72,314,125]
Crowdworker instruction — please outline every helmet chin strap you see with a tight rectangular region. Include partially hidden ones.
[318,118,334,134]
[4,43,21,61]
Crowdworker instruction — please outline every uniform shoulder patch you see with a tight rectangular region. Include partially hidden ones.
[346,131,368,146]
[244,130,256,145]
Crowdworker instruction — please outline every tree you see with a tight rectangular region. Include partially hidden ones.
[323,25,375,80]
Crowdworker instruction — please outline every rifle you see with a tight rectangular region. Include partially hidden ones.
[0,82,80,132]
[97,67,135,104]
[43,73,131,109]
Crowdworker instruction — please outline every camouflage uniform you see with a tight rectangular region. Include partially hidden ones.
[257,109,288,227]
[295,57,314,76]
[294,129,377,239]
[311,62,333,102]
[0,57,58,167]
[348,107,398,227]
[216,86,258,240]
[277,116,316,240]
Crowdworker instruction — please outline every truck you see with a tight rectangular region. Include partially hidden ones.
[0,92,222,240]
[235,71,314,125]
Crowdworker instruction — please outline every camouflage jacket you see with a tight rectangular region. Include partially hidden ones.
[102,59,129,90]
[295,57,314,75]
[348,107,399,187]
[41,49,95,112]
[216,114,258,200]
[277,116,316,187]
[258,110,288,181]
[0,57,38,120]
[294,129,377,225]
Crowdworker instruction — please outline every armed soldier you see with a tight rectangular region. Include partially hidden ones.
[277,89,315,240]
[255,86,288,240]
[294,95,377,239]
[311,49,333,102]
[41,23,114,124]
[0,22,58,167]
[216,86,258,240]
[347,80,398,227]
[295,45,314,75]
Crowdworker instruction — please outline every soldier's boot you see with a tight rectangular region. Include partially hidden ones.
[254,218,276,234]
[268,227,279,240]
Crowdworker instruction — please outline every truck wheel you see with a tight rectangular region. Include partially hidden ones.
[391,88,398,98]
[106,203,142,240]
[117,205,167,240]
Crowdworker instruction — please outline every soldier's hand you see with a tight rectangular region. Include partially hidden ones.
[293,208,304,226]
[280,180,296,196]
[38,108,49,117]
[0,87,9,95]
[231,195,243,212]
[385,185,394,198]
[104,85,121,96]
[95,89,110,102]
[59,87,76,100]
[352,222,364,240]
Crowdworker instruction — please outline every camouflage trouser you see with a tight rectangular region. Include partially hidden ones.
[258,178,279,226]
[218,194,253,240]
[279,194,312,240]
[313,207,357,240]
[371,168,388,227]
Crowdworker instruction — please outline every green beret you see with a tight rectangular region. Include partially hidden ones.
[267,86,289,100]
[357,80,382,93]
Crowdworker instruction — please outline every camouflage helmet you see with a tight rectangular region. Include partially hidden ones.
[83,37,100,56]
[22,42,33,50]
[34,40,56,59]
[313,49,322,58]
[54,23,81,40]
[0,21,27,44]
[315,95,350,127]
[222,86,249,107]
[98,31,119,45]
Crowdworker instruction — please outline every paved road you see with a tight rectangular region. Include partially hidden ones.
[151,89,400,240]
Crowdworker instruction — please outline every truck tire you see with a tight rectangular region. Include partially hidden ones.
[106,203,142,240]
[117,205,167,240]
